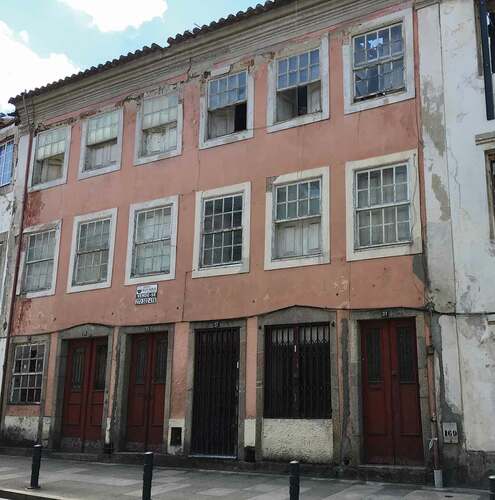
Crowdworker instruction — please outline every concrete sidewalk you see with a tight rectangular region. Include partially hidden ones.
[0,455,490,500]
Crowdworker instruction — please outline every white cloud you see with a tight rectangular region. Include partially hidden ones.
[0,21,80,113]
[58,0,168,32]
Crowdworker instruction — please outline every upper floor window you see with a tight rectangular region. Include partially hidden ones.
[345,150,422,261]
[267,37,330,133]
[10,343,45,404]
[0,140,14,187]
[274,179,322,259]
[79,110,122,179]
[276,49,321,122]
[125,196,179,285]
[31,127,70,190]
[264,166,330,270]
[67,208,117,293]
[19,221,61,298]
[353,23,404,101]
[200,69,254,149]
[192,182,251,277]
[208,71,247,140]
[135,93,182,165]
[343,8,415,114]
[355,164,410,248]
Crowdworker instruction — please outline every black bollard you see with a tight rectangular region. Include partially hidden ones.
[489,475,495,500]
[289,460,300,500]
[142,452,154,500]
[29,444,42,490]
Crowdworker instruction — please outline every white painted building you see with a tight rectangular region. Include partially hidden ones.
[417,0,495,485]
[0,115,26,408]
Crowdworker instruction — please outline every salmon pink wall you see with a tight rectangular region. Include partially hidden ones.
[12,14,424,337]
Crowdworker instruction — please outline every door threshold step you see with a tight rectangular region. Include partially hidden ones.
[355,464,431,485]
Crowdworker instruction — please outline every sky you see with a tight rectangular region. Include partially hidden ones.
[0,0,261,112]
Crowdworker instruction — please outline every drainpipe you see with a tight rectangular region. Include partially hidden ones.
[480,0,495,120]
[425,310,442,488]
[0,95,34,433]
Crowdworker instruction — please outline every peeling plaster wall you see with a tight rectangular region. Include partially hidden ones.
[418,0,495,484]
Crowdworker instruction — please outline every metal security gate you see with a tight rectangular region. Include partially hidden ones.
[191,327,240,458]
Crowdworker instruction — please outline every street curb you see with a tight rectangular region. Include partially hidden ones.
[0,488,64,500]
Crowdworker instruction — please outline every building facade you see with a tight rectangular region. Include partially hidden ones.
[0,0,490,487]
[417,0,495,485]
[0,114,24,410]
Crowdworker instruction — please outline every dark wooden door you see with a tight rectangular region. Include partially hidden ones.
[191,328,239,458]
[62,338,108,450]
[126,333,168,451]
[361,319,423,465]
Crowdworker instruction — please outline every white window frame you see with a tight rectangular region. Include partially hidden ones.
[133,90,183,166]
[192,182,251,278]
[0,139,14,188]
[17,220,62,299]
[29,126,71,192]
[78,108,123,180]
[265,166,330,270]
[267,35,330,133]
[345,149,422,261]
[67,208,118,293]
[10,342,46,405]
[199,66,254,150]
[125,195,179,285]
[343,8,415,114]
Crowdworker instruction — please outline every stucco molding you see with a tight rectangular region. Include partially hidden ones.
[345,149,423,261]
[191,182,251,278]
[66,207,118,294]
[264,166,331,270]
[342,7,416,114]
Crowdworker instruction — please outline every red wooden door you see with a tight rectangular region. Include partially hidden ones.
[361,319,423,465]
[62,338,108,450]
[126,333,167,451]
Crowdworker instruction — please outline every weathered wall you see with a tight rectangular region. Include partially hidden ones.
[418,0,495,485]
[262,419,333,463]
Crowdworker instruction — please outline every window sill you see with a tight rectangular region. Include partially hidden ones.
[134,148,181,167]
[344,87,415,115]
[0,183,13,196]
[264,252,330,271]
[29,177,66,192]
[125,272,175,286]
[267,110,330,134]
[199,129,254,150]
[19,288,56,299]
[78,162,121,180]
[67,280,112,294]
[347,238,422,262]
[192,261,249,278]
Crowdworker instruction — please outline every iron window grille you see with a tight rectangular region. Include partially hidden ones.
[23,229,56,293]
[264,323,331,419]
[132,205,172,277]
[11,343,45,404]
[276,48,321,122]
[207,71,247,139]
[32,128,67,186]
[352,23,405,101]
[201,194,243,268]
[0,140,14,187]
[73,218,111,285]
[140,94,178,157]
[273,178,322,259]
[355,164,411,249]
[84,111,119,171]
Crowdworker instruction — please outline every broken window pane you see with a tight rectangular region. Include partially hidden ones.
[10,343,45,404]
[275,48,322,123]
[352,23,405,100]
[32,128,67,186]
[84,110,120,171]
[207,72,247,139]
[23,230,56,293]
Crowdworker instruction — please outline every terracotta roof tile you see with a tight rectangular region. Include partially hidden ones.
[9,0,293,105]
